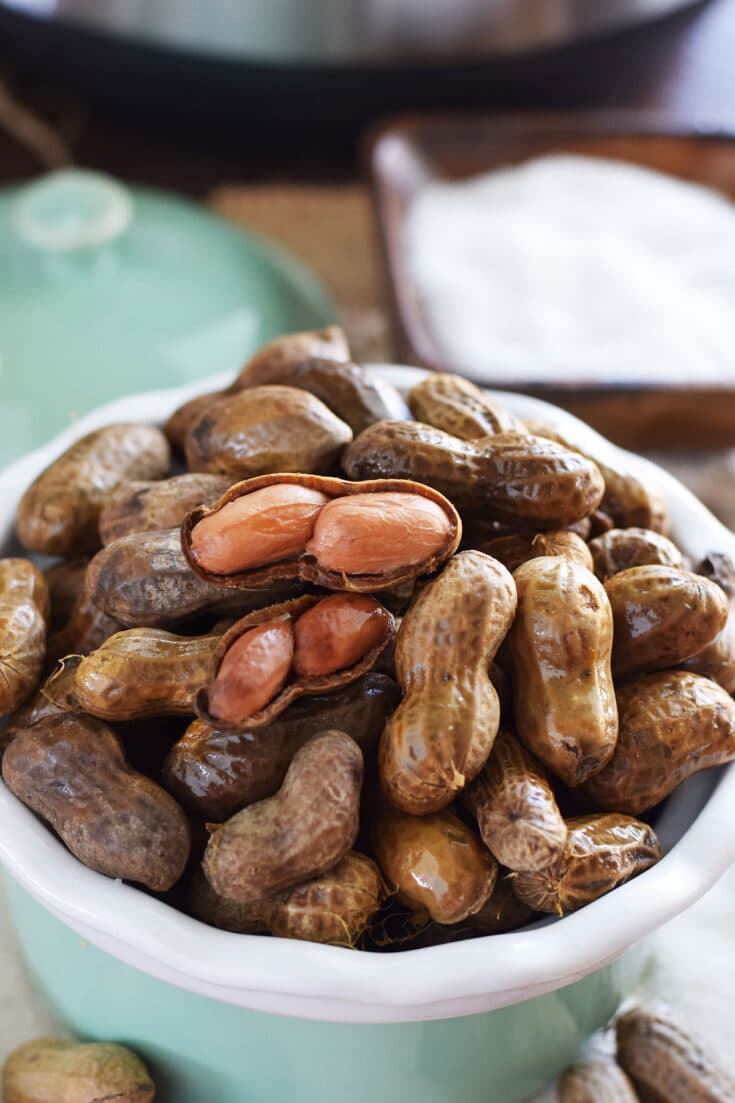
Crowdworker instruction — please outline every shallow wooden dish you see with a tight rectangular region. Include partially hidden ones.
[368,111,735,449]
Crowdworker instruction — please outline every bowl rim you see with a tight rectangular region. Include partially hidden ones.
[1,363,734,1024]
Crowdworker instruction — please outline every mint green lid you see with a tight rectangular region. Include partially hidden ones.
[0,170,336,468]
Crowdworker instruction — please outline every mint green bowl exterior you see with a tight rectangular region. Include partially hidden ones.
[3,876,644,1103]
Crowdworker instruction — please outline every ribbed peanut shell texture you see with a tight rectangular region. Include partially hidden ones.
[557,1059,640,1103]
[407,372,525,440]
[512,814,661,915]
[2,1038,155,1103]
[182,473,461,592]
[16,423,170,557]
[605,566,728,678]
[616,1005,735,1103]
[2,713,190,891]
[589,527,684,581]
[462,731,567,873]
[507,556,618,787]
[584,670,735,815]
[191,851,386,945]
[342,422,604,529]
[203,731,363,903]
[99,472,232,544]
[379,550,516,815]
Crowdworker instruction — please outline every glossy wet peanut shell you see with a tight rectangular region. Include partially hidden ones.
[526,419,670,534]
[0,558,49,622]
[189,851,386,944]
[379,551,516,814]
[512,813,661,914]
[0,598,46,716]
[507,557,618,787]
[583,671,735,815]
[2,1038,155,1103]
[407,373,525,439]
[15,423,170,557]
[163,672,400,820]
[616,1005,735,1103]
[412,876,535,945]
[203,730,363,903]
[558,1060,640,1103]
[196,593,394,731]
[99,472,233,544]
[236,356,408,435]
[184,385,353,477]
[182,473,461,592]
[371,803,497,925]
[342,423,604,529]
[86,526,298,628]
[2,713,190,891]
[462,731,567,873]
[589,528,685,581]
[74,627,221,722]
[605,566,728,678]
[477,529,593,574]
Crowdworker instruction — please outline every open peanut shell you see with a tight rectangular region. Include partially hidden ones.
[181,473,461,593]
[195,592,396,731]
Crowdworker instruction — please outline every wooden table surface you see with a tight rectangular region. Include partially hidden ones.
[1,0,735,191]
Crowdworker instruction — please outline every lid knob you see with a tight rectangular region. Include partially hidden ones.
[12,169,133,252]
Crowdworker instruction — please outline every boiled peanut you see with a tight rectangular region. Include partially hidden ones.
[189,483,330,575]
[605,566,728,678]
[407,373,525,439]
[86,526,294,628]
[2,1038,155,1103]
[16,423,170,556]
[74,627,220,721]
[162,672,400,819]
[2,713,190,890]
[184,474,460,592]
[200,594,394,728]
[527,419,669,533]
[512,814,661,914]
[558,1060,640,1103]
[236,355,408,435]
[371,803,497,924]
[583,671,735,815]
[233,325,351,385]
[462,731,567,873]
[616,1004,735,1103]
[190,851,386,945]
[507,557,617,787]
[164,325,351,451]
[589,527,685,581]
[292,594,391,677]
[184,385,352,477]
[380,551,516,814]
[208,620,294,726]
[477,529,593,574]
[304,492,452,575]
[0,559,48,716]
[99,472,232,544]
[203,731,362,902]
[342,422,605,528]
[681,553,735,692]
[410,877,535,945]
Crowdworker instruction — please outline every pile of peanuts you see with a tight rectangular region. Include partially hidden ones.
[2,325,735,949]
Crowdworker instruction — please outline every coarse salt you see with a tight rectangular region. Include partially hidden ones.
[405,154,735,384]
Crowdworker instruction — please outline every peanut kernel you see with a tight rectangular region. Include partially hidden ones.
[209,620,294,725]
[190,484,329,575]
[293,594,390,677]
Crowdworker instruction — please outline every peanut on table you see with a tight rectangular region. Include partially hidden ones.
[2,326,735,950]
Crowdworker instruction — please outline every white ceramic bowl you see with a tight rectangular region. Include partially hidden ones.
[1,365,734,1025]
